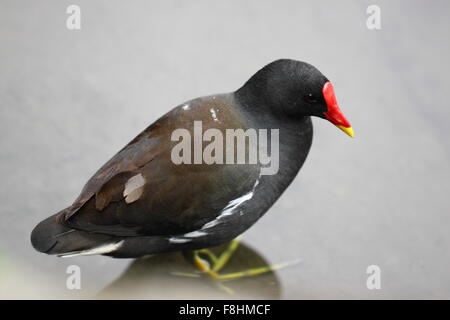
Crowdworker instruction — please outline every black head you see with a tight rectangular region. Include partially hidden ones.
[237,59,353,137]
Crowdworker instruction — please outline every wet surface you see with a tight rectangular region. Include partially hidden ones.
[1,0,450,299]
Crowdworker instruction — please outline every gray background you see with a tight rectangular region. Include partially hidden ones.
[1,0,449,299]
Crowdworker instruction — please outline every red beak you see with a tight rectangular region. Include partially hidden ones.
[322,82,354,137]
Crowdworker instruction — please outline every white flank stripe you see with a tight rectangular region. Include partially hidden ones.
[168,178,260,244]
[201,179,260,230]
[201,219,220,229]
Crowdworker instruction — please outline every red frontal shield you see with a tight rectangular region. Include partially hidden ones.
[322,82,354,137]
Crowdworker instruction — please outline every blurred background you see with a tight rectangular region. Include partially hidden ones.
[1,0,449,299]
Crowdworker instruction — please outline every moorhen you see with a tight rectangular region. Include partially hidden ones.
[31,59,353,279]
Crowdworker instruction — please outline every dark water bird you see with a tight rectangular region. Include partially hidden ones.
[31,59,353,273]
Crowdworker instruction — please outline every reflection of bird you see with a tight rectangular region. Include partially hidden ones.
[31,59,353,279]
[98,242,282,299]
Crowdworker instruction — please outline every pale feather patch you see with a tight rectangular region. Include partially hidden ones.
[58,240,124,258]
[123,173,146,204]
[210,108,219,122]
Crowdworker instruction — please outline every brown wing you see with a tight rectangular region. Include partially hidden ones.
[63,96,260,237]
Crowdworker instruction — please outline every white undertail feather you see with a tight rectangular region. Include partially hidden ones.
[168,237,191,244]
[58,240,124,258]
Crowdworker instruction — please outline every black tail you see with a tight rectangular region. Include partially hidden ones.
[31,211,114,256]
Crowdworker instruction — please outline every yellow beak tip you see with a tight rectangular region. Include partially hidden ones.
[337,125,355,138]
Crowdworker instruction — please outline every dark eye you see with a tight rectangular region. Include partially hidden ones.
[303,93,317,103]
